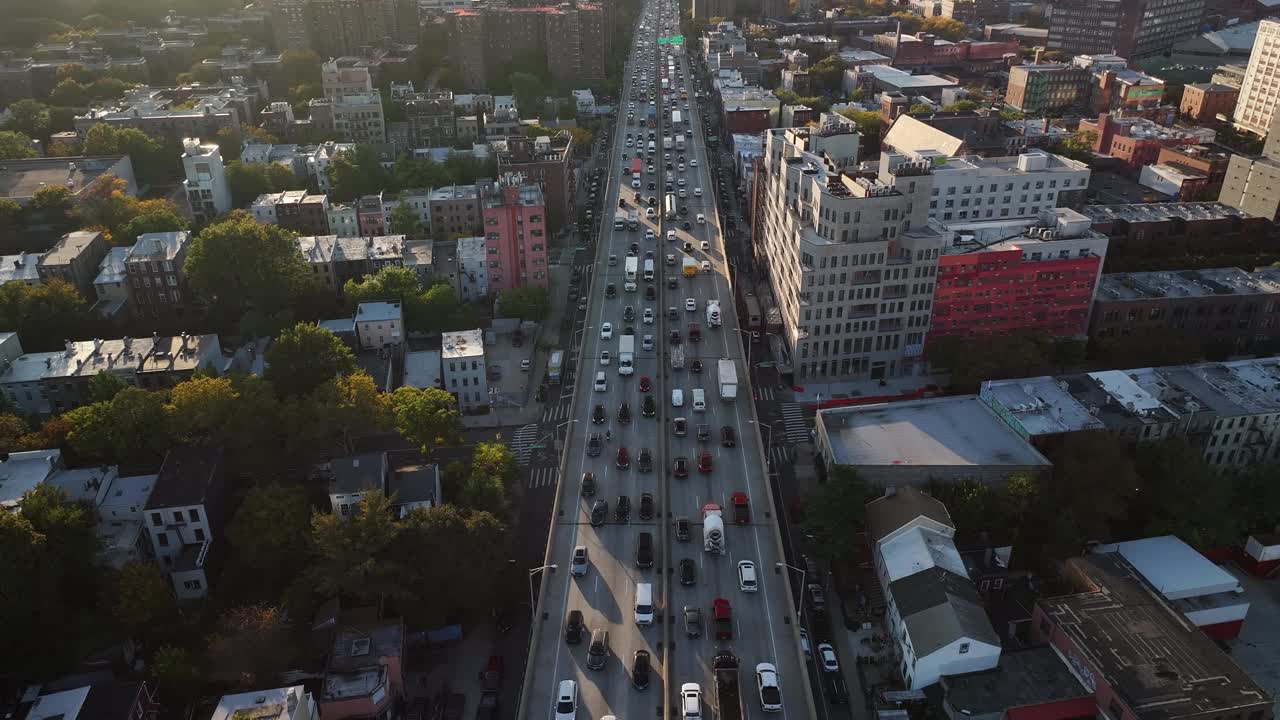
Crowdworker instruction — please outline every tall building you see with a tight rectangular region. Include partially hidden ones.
[1233,19,1280,138]
[693,0,736,20]
[444,4,605,91]
[402,91,457,147]
[1219,112,1280,220]
[180,138,231,225]
[1047,0,1206,58]
[757,114,944,381]
[310,0,399,56]
[498,133,575,232]
[482,176,549,291]
[1006,64,1092,116]
[270,0,313,51]
[321,60,375,99]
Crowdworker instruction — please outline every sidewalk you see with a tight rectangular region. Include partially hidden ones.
[792,373,950,405]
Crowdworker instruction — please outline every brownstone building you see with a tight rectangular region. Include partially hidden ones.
[1080,202,1274,258]
[125,231,193,321]
[1154,144,1233,199]
[1180,82,1239,122]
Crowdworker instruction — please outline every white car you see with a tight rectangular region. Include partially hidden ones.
[642,334,654,350]
[680,683,703,720]
[667,230,677,242]
[594,372,607,392]
[572,545,589,577]
[685,298,697,312]
[600,350,611,366]
[679,189,687,198]
[555,680,578,720]
[756,663,782,712]
[672,389,684,407]
[698,215,706,226]
[643,308,655,324]
[678,163,685,171]
[818,643,839,673]
[678,178,686,187]
[645,229,655,240]
[694,187,703,197]
[799,627,811,659]
[600,323,614,340]
[691,158,699,167]
[737,560,758,592]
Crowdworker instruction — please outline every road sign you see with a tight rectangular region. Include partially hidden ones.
[756,361,776,368]
[658,35,684,44]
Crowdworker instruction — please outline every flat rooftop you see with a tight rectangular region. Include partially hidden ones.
[441,329,484,360]
[1095,536,1240,600]
[818,395,1051,468]
[859,64,956,89]
[1040,553,1272,720]
[1097,268,1280,302]
[1079,201,1251,224]
[943,647,1090,716]
[0,156,128,202]
[980,376,1107,436]
[211,686,310,720]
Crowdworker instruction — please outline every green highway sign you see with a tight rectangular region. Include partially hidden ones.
[756,361,776,368]
[658,35,684,44]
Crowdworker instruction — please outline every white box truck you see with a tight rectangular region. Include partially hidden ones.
[625,256,639,292]
[618,335,635,376]
[643,258,655,281]
[614,211,626,230]
[691,388,706,411]
[717,358,738,402]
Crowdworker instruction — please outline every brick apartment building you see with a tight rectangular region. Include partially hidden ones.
[444,4,606,92]
[1180,82,1240,122]
[1080,202,1273,257]
[497,134,574,233]
[1078,113,1216,172]
[482,178,549,291]
[1152,144,1234,200]
[251,190,331,236]
[871,33,1018,70]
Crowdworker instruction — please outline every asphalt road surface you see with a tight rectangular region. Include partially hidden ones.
[518,4,815,719]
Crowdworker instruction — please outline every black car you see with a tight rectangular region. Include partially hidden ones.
[638,448,653,472]
[682,221,691,230]
[645,286,656,300]
[566,609,585,644]
[592,404,606,424]
[669,330,682,345]
[721,426,737,447]
[667,277,678,289]
[690,359,703,373]
[615,495,631,521]
[679,558,696,585]
[582,472,596,496]
[640,492,655,519]
[632,650,651,690]
[673,417,687,436]
[605,283,617,298]
[676,517,691,541]
[587,434,602,456]
[647,181,655,190]
[590,499,608,526]
[678,206,689,216]
[673,457,689,478]
[642,395,656,417]
[618,403,632,424]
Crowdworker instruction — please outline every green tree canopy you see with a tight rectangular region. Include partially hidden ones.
[393,505,506,626]
[83,123,173,184]
[111,561,177,639]
[328,145,392,202]
[309,491,401,599]
[229,485,313,577]
[3,100,52,139]
[498,286,550,322]
[942,99,980,113]
[64,387,172,465]
[391,386,463,456]
[802,466,870,566]
[185,211,312,319]
[0,131,38,160]
[0,280,88,352]
[265,323,358,398]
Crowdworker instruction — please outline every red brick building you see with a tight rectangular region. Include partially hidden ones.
[871,33,1018,70]
[1179,82,1239,122]
[1078,113,1214,173]
[723,106,772,134]
[497,133,574,233]
[1080,201,1275,258]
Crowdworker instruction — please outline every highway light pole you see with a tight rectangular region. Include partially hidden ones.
[556,419,579,451]
[730,327,753,371]
[529,564,558,619]
[776,561,806,614]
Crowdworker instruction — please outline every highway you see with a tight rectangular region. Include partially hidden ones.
[519,3,814,718]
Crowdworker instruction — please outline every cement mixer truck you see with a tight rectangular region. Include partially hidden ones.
[703,503,725,554]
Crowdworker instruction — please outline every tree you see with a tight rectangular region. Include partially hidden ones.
[229,485,312,577]
[225,161,305,207]
[0,280,89,353]
[28,185,72,226]
[118,200,188,241]
[809,55,847,94]
[0,413,28,454]
[509,72,546,115]
[567,127,594,156]
[0,131,37,160]
[328,145,391,202]
[943,99,980,113]
[1050,130,1098,163]
[457,442,517,515]
[83,124,171,184]
[265,323,357,398]
[280,50,323,90]
[48,79,88,107]
[150,645,203,706]
[1041,432,1140,553]
[166,376,242,445]
[421,282,478,333]
[294,372,394,456]
[497,286,550,322]
[65,388,172,466]
[185,211,312,318]
[214,124,280,163]
[836,108,882,138]
[89,371,129,403]
[309,492,401,599]
[387,201,423,238]
[802,466,870,566]
[908,102,935,114]
[344,266,426,323]
[207,605,293,687]
[111,561,176,637]
[3,99,52,139]
[391,386,463,456]
[1133,440,1240,549]
[890,11,923,33]
[0,198,22,232]
[76,175,139,239]
[394,506,506,626]
[921,16,969,40]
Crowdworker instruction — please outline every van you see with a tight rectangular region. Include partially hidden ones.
[643,259,655,281]
[625,280,637,293]
[634,582,654,625]
[666,254,676,266]
[636,532,654,568]
[691,388,706,411]
[594,372,608,392]
[587,628,609,670]
[671,389,684,407]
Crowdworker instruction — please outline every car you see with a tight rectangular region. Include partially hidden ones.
[818,643,839,673]
[673,416,687,436]
[695,187,703,196]
[623,305,635,321]
[721,426,737,447]
[645,286,656,300]
[682,221,691,230]
[640,492,655,519]
[668,277,678,289]
[587,434,602,456]
[713,598,733,639]
[799,627,811,659]
[616,446,630,469]
[600,322,614,339]
[672,389,684,407]
[565,610,585,644]
[683,605,702,637]
[554,680,577,720]
[738,560,758,592]
[592,404,606,424]
[600,350,611,366]
[641,307,656,324]
[676,517,691,542]
[638,447,653,472]
[679,557,697,585]
[751,663,784,714]
[618,403,631,424]
[807,584,827,612]
[520,359,531,372]
[594,372,607,392]
[681,684,703,720]
[679,189,687,198]
[581,472,596,496]
[678,162,685,171]
[571,545,588,576]
[642,394,656,417]
[691,359,703,373]
[698,451,713,473]
[700,239,710,249]
[666,230,677,242]
[642,334,654,350]
[615,495,630,521]
[691,158,699,166]
[673,456,689,478]
[732,492,750,523]
[685,297,697,311]
[590,500,608,526]
[632,650,651,690]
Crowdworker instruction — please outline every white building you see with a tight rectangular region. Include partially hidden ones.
[442,328,487,411]
[328,203,358,237]
[355,301,403,350]
[456,236,490,301]
[307,141,356,192]
[144,447,225,600]
[572,89,596,115]
[867,486,1001,689]
[326,452,389,517]
[1233,19,1280,137]
[757,116,944,381]
[211,686,318,720]
[322,60,374,99]
[881,149,1091,225]
[181,137,231,224]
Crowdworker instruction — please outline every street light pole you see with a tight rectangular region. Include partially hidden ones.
[556,419,579,451]
[730,327,752,372]
[529,564,558,618]
[776,561,806,613]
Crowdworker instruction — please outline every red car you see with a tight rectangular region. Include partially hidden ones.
[639,375,652,393]
[697,451,713,473]
[732,492,750,524]
[713,598,733,639]
[617,447,630,469]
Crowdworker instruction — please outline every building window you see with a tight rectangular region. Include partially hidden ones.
[151,512,162,526]
[194,528,205,542]
[188,508,200,522]
[157,532,169,547]
[183,579,202,591]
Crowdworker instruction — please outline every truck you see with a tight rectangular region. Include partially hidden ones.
[630,158,642,177]
[618,335,635,376]
[682,256,697,277]
[713,652,744,720]
[613,210,627,230]
[718,358,738,402]
[547,350,563,384]
[643,258,655,281]
[646,107,656,128]
[703,502,725,554]
[671,344,685,371]
[625,256,639,283]
[706,300,721,327]
[671,109,682,127]
[676,134,686,152]
[663,136,673,151]
[665,193,677,220]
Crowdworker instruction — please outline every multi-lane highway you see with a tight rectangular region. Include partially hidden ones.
[518,3,815,718]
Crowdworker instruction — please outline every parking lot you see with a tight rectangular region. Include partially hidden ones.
[1229,568,1280,714]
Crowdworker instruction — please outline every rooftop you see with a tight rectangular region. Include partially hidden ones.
[858,64,957,90]
[145,446,223,510]
[325,619,404,699]
[0,156,131,202]
[442,329,484,360]
[881,525,968,583]
[388,463,440,509]
[355,301,402,324]
[430,185,478,201]
[1097,268,1280,302]
[890,567,1000,655]
[818,395,1051,469]
[126,231,190,263]
[328,453,387,495]
[0,252,45,284]
[211,686,311,720]
[1079,201,1253,224]
[942,647,1090,716]
[980,376,1107,436]
[27,686,91,720]
[41,230,103,267]
[1093,536,1241,600]
[1039,553,1272,720]
[403,350,442,390]
[0,449,61,509]
[94,247,130,286]
[866,485,954,543]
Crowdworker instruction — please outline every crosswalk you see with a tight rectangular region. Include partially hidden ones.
[509,423,541,464]
[542,402,572,423]
[754,386,777,402]
[767,444,792,469]
[527,466,558,489]
[780,403,812,443]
